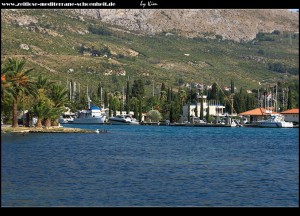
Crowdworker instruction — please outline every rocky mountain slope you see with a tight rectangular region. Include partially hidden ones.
[1,9,299,93]
[73,9,298,42]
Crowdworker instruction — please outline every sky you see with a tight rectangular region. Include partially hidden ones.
[288,9,299,12]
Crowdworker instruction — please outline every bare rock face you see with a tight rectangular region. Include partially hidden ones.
[73,9,299,41]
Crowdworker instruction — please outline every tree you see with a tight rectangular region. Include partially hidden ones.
[130,97,139,119]
[287,87,293,109]
[119,98,123,114]
[206,103,210,122]
[33,75,54,127]
[1,62,14,123]
[126,79,130,114]
[1,62,12,103]
[108,95,112,117]
[231,80,235,94]
[147,110,162,122]
[111,95,120,116]
[138,99,142,122]
[160,90,167,102]
[49,84,69,126]
[187,102,190,121]
[167,88,171,102]
[33,100,48,127]
[169,103,174,123]
[194,102,198,117]
[200,96,204,120]
[161,82,166,92]
[178,89,187,107]
[104,90,108,108]
[43,101,55,127]
[234,92,246,114]
[78,44,85,55]
[3,58,35,127]
[131,79,144,99]
[210,83,218,100]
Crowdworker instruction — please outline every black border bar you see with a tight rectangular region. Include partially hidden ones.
[1,0,299,9]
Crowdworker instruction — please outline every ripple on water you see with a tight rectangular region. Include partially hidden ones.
[1,126,298,206]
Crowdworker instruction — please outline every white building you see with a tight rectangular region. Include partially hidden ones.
[182,95,226,118]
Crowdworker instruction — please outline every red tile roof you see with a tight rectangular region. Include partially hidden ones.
[239,108,279,116]
[280,108,299,114]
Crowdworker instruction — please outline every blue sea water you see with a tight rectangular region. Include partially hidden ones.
[1,125,299,207]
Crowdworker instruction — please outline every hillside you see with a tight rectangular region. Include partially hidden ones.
[1,9,299,95]
[73,9,299,42]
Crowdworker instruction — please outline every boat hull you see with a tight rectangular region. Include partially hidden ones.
[256,122,294,128]
[109,119,139,125]
[108,115,139,125]
[72,116,106,124]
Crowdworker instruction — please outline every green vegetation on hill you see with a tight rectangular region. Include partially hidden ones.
[1,9,299,97]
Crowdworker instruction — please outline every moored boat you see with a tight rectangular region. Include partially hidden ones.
[109,114,139,125]
[256,114,293,128]
[59,115,74,124]
[72,105,106,124]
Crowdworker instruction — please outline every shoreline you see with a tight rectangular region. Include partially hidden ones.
[1,125,100,133]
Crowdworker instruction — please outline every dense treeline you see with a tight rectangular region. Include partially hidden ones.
[267,62,299,75]
[1,58,298,126]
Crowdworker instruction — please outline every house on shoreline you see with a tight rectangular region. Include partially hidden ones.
[182,95,227,122]
[280,108,299,123]
[239,107,299,124]
[239,107,279,123]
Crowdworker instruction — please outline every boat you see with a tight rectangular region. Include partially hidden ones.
[59,114,75,124]
[69,93,106,124]
[256,114,294,128]
[108,114,139,125]
[58,108,76,124]
[72,105,106,124]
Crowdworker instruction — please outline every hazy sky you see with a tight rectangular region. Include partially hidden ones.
[288,9,298,12]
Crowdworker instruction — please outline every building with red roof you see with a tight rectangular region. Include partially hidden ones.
[280,108,299,123]
[239,108,279,123]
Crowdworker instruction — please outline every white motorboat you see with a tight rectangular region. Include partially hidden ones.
[72,105,106,124]
[256,114,294,128]
[109,114,139,125]
[58,109,76,124]
[59,115,74,124]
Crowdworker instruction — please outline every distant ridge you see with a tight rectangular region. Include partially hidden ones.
[73,9,299,42]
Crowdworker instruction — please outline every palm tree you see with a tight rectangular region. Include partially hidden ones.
[160,90,167,102]
[33,100,49,127]
[1,63,14,124]
[178,89,187,107]
[41,100,53,128]
[33,75,54,127]
[49,84,69,126]
[1,62,12,102]
[3,58,35,127]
